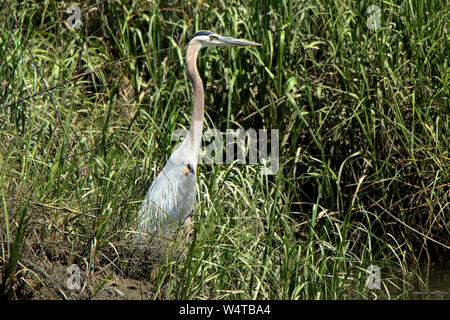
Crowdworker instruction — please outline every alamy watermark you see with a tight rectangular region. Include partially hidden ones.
[366,5,381,31]
[365,264,381,290]
[366,4,399,31]
[66,264,82,290]
[66,4,82,30]
[172,124,279,175]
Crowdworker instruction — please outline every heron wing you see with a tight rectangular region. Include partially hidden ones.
[138,164,196,234]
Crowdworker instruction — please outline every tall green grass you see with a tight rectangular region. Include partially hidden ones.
[0,0,448,299]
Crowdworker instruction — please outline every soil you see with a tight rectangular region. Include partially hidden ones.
[1,236,184,300]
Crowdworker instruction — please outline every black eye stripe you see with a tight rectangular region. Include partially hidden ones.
[193,30,213,37]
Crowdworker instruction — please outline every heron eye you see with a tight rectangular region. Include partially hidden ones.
[209,35,214,40]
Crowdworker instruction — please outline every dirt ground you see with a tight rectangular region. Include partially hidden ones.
[12,260,155,300]
[1,236,184,300]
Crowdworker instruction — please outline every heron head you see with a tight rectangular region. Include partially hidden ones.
[189,30,260,48]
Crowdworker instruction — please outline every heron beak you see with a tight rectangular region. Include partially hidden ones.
[216,35,261,47]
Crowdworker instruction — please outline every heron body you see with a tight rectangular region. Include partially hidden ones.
[138,140,197,233]
[136,31,259,238]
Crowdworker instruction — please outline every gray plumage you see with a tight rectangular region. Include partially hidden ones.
[138,140,196,233]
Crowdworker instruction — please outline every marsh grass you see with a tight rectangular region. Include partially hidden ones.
[0,0,448,299]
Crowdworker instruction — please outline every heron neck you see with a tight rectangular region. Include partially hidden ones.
[185,43,204,166]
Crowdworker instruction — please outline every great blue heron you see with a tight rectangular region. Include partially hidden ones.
[136,31,260,240]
